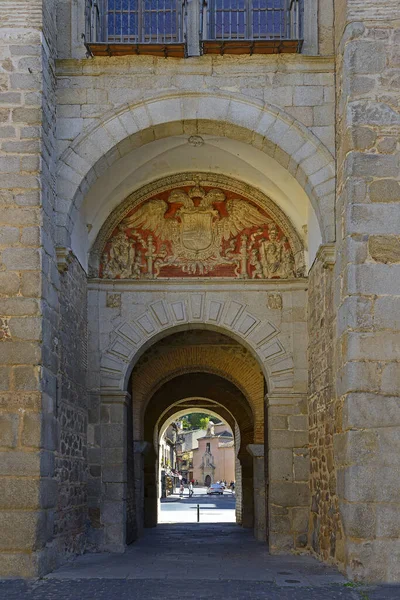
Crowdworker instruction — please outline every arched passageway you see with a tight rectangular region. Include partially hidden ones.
[124,330,265,544]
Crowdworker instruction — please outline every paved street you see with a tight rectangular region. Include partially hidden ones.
[159,486,236,523]
[2,523,400,599]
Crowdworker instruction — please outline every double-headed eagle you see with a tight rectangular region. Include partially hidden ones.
[121,184,272,248]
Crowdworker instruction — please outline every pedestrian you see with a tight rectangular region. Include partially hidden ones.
[188,481,194,498]
[179,483,184,497]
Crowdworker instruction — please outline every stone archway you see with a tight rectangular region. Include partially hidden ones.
[96,313,309,555]
[56,91,335,249]
[99,294,295,394]
[141,372,256,534]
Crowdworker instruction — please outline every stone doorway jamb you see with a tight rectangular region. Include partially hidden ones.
[100,390,131,552]
[247,443,267,542]
[266,393,309,552]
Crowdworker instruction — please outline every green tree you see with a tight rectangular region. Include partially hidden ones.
[179,413,213,430]
[199,417,210,430]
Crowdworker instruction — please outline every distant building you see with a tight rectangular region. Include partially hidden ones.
[159,425,178,497]
[192,421,235,486]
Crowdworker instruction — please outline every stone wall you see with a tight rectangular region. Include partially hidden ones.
[334,0,400,583]
[308,250,344,566]
[268,393,309,553]
[54,254,88,557]
[56,54,335,160]
[0,0,59,578]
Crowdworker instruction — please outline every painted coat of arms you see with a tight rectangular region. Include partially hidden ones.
[100,180,299,279]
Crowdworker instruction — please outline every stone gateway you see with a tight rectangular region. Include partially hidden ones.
[0,0,399,585]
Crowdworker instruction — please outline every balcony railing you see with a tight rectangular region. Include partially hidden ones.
[85,0,186,57]
[201,0,303,54]
[85,0,303,58]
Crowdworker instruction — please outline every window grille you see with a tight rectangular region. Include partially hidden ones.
[85,0,185,54]
[85,0,302,56]
[106,0,183,44]
[201,0,303,51]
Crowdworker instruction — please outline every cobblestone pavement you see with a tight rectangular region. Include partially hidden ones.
[1,525,400,600]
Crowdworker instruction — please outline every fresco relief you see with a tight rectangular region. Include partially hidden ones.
[100,180,298,279]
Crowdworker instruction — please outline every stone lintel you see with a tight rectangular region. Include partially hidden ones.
[247,443,264,458]
[315,243,336,269]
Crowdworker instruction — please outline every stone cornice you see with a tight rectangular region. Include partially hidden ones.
[315,243,336,269]
[87,278,308,291]
[56,246,72,272]
[55,55,335,76]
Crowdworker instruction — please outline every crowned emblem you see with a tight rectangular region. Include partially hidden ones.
[100,178,299,279]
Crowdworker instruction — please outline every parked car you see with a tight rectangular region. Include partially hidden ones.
[207,483,224,495]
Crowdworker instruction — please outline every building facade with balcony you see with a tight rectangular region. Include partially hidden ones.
[1,0,400,585]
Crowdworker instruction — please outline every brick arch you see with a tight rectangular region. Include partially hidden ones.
[144,374,254,449]
[158,401,237,442]
[100,294,294,395]
[142,372,255,528]
[56,90,335,247]
[130,344,264,442]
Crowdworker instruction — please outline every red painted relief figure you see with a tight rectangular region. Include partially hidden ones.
[100,181,298,280]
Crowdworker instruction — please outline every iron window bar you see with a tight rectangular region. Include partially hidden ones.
[200,0,303,55]
[85,0,187,57]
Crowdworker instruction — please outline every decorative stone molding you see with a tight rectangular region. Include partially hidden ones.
[247,444,264,457]
[56,91,336,248]
[315,243,336,269]
[99,294,295,394]
[56,246,72,272]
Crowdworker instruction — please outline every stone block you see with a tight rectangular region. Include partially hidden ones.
[269,532,294,552]
[22,413,41,448]
[369,235,400,263]
[0,511,39,551]
[293,454,310,482]
[102,501,125,524]
[269,429,308,449]
[381,363,400,395]
[340,501,376,539]
[101,447,125,465]
[288,415,308,431]
[293,86,324,106]
[8,317,41,341]
[102,465,126,483]
[374,297,400,331]
[370,179,400,203]
[270,513,291,533]
[1,247,40,270]
[0,272,20,295]
[343,393,400,430]
[0,478,40,509]
[348,41,387,74]
[292,507,309,532]
[269,415,287,430]
[0,366,10,390]
[270,482,309,506]
[0,414,18,447]
[348,152,398,178]
[376,504,400,537]
[101,424,125,448]
[13,366,40,390]
[337,465,400,503]
[0,553,38,578]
